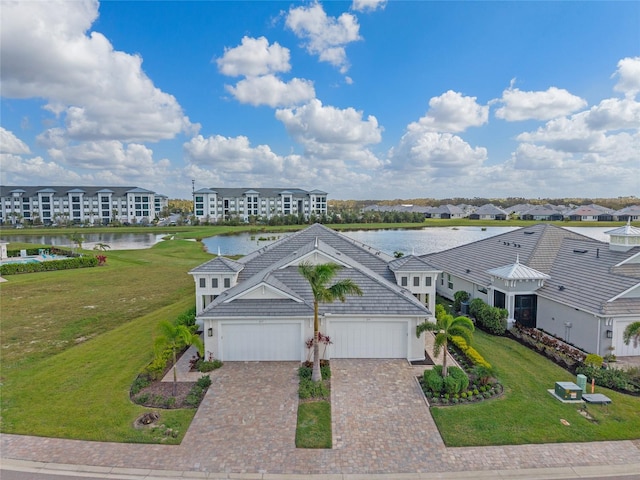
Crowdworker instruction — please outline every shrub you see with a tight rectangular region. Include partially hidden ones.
[175,306,197,331]
[448,366,469,394]
[196,359,223,372]
[196,375,212,389]
[453,291,470,313]
[469,298,485,319]
[576,365,639,393]
[424,367,445,393]
[585,353,603,368]
[0,256,99,275]
[298,378,329,399]
[144,347,172,380]
[130,374,152,395]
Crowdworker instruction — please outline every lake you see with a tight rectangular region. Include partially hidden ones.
[203,226,614,256]
[1,226,614,255]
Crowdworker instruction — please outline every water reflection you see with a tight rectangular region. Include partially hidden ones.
[0,232,167,250]
[203,226,612,257]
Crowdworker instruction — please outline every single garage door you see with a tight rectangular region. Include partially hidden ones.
[221,322,301,361]
[330,321,407,358]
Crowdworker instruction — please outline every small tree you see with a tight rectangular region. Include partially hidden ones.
[417,306,474,377]
[154,320,203,396]
[298,262,363,382]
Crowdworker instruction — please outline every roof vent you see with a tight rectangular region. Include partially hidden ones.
[573,249,588,254]
[524,231,535,235]
[558,286,565,291]
[466,269,471,273]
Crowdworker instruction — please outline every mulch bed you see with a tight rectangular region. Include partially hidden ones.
[134,380,197,409]
[410,350,436,366]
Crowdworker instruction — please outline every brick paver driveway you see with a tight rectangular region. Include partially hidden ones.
[2,359,639,476]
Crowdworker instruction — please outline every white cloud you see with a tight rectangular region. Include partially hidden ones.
[516,113,604,152]
[184,135,285,174]
[585,97,640,131]
[389,130,487,175]
[275,99,383,168]
[510,143,569,170]
[0,128,31,154]
[352,0,387,12]
[224,75,315,107]
[613,56,640,97]
[0,0,196,143]
[285,2,361,73]
[410,90,489,133]
[216,36,291,77]
[495,85,587,121]
[0,153,85,185]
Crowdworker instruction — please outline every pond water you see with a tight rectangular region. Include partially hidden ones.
[202,226,614,256]
[1,226,614,255]
[0,232,169,250]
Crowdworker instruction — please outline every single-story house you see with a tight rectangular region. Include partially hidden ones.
[430,204,466,219]
[421,223,640,358]
[565,204,613,222]
[468,204,508,221]
[190,224,439,362]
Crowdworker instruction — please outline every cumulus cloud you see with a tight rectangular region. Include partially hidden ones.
[410,91,489,133]
[275,99,383,168]
[389,130,487,175]
[510,143,569,170]
[224,75,315,107]
[216,36,291,77]
[0,153,85,185]
[495,85,587,121]
[285,2,361,73]
[352,0,387,12]
[184,134,285,174]
[613,56,640,97]
[0,0,196,143]
[0,128,31,154]
[585,97,640,131]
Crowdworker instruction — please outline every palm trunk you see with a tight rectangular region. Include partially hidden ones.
[312,301,322,382]
[442,341,448,377]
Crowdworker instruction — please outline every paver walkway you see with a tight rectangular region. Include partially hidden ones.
[2,359,639,477]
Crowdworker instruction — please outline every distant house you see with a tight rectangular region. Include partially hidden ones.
[430,204,466,219]
[614,205,640,222]
[189,224,439,361]
[421,223,640,358]
[566,204,613,221]
[469,204,508,220]
[520,205,565,221]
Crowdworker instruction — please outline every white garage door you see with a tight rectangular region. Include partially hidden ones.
[330,321,408,358]
[220,322,301,361]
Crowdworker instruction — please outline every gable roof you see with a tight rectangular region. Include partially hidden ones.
[198,224,432,319]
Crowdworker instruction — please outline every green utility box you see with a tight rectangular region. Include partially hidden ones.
[554,381,582,401]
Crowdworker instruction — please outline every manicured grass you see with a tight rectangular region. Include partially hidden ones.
[0,239,212,442]
[0,239,211,368]
[0,298,196,443]
[295,401,332,448]
[431,330,640,446]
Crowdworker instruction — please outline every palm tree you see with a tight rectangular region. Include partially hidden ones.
[93,242,111,252]
[623,322,640,348]
[298,261,363,382]
[417,305,474,377]
[154,320,203,396]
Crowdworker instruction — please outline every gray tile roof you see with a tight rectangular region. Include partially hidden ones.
[0,185,163,197]
[189,256,244,274]
[192,187,320,198]
[198,224,432,319]
[422,223,640,317]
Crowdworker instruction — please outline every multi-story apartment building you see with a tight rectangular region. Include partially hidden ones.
[192,187,328,223]
[0,186,168,226]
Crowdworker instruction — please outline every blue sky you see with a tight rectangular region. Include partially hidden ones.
[1,0,639,200]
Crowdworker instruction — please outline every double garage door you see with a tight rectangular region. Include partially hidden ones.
[219,320,408,361]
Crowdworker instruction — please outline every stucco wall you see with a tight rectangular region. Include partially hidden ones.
[537,297,602,355]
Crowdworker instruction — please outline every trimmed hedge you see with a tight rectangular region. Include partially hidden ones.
[450,335,492,369]
[0,256,99,275]
[469,298,507,335]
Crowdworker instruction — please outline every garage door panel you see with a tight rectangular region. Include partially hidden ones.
[221,322,301,361]
[331,321,407,358]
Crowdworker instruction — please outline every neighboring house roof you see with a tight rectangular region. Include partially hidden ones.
[613,205,640,216]
[432,204,465,215]
[421,223,640,318]
[566,204,613,216]
[473,204,508,216]
[0,185,166,197]
[189,256,244,274]
[389,255,439,272]
[198,223,432,320]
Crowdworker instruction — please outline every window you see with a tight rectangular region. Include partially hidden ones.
[401,276,408,286]
[413,276,420,287]
[425,277,432,287]
[447,274,453,289]
[212,278,218,288]
[223,278,230,288]
[199,278,206,288]
[440,275,444,286]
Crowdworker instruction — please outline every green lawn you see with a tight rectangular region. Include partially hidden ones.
[0,239,211,442]
[431,330,640,446]
[295,401,332,448]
